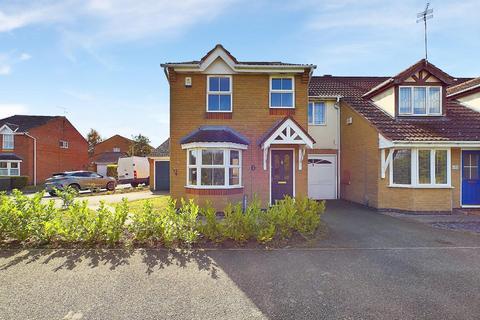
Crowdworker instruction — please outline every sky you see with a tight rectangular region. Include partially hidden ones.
[0,0,479,146]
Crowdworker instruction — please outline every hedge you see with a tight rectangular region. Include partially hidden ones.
[0,176,28,191]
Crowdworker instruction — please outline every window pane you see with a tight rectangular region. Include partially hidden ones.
[0,162,7,168]
[281,93,293,107]
[213,150,223,164]
[393,149,411,184]
[202,150,223,165]
[429,87,441,114]
[10,162,18,168]
[230,150,239,165]
[10,169,19,176]
[413,87,426,114]
[201,168,213,185]
[219,95,231,111]
[271,78,282,90]
[399,87,412,114]
[219,77,230,91]
[308,103,313,124]
[213,168,225,185]
[271,93,281,107]
[229,168,240,185]
[189,150,196,165]
[314,103,325,124]
[209,77,219,91]
[281,78,292,90]
[435,150,448,184]
[0,169,7,176]
[418,150,431,184]
[208,94,220,111]
[189,168,197,185]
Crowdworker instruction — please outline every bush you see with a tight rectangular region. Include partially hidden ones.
[10,176,28,190]
[0,177,11,191]
[198,202,223,243]
[55,186,78,209]
[106,165,118,179]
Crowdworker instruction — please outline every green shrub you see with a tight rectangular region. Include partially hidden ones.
[10,176,28,190]
[55,186,78,209]
[0,177,11,191]
[199,202,223,243]
[106,165,118,179]
[222,202,256,243]
[294,197,324,236]
[269,196,299,239]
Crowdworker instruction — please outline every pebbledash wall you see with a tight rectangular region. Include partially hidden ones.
[340,103,462,212]
[169,72,309,209]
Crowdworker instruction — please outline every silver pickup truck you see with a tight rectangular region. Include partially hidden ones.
[45,171,116,196]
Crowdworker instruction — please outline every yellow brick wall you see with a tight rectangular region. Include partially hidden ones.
[169,73,309,210]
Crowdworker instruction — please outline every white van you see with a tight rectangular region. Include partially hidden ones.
[117,156,150,187]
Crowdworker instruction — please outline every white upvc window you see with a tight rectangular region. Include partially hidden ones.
[186,148,242,188]
[398,86,442,115]
[2,134,14,150]
[308,102,326,125]
[59,140,69,149]
[207,75,232,112]
[390,148,451,188]
[0,161,20,176]
[270,76,295,108]
[113,147,120,152]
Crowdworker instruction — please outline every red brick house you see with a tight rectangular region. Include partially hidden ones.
[91,134,133,176]
[0,115,88,185]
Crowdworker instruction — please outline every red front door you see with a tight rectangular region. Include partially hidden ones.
[271,150,294,203]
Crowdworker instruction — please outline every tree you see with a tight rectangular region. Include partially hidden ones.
[129,134,152,157]
[87,129,102,156]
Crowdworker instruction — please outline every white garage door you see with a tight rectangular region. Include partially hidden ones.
[97,164,107,177]
[308,155,337,200]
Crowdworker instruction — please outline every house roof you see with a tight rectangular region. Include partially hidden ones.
[310,75,480,142]
[150,138,170,157]
[180,126,250,145]
[92,151,128,164]
[0,153,23,161]
[0,115,60,132]
[447,77,480,97]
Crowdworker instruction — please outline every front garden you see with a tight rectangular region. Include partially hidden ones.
[0,189,326,248]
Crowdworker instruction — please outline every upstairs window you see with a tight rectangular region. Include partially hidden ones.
[308,102,326,125]
[270,77,294,108]
[2,134,14,150]
[59,140,69,149]
[399,86,442,116]
[207,76,232,112]
[113,147,120,152]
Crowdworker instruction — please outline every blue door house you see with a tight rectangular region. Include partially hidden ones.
[462,151,480,206]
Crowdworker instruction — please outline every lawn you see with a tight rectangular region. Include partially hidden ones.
[125,195,170,213]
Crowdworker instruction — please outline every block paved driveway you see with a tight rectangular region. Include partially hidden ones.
[1,201,480,320]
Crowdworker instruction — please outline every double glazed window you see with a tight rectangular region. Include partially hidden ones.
[270,77,294,108]
[59,140,69,149]
[308,102,326,125]
[187,148,241,188]
[391,148,449,187]
[207,76,232,112]
[399,86,441,115]
[0,161,20,176]
[2,134,14,150]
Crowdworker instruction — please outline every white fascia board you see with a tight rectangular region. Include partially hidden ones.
[262,119,314,149]
[379,139,480,149]
[181,142,248,150]
[378,133,394,149]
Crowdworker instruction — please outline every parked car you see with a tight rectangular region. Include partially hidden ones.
[117,156,149,187]
[45,171,116,196]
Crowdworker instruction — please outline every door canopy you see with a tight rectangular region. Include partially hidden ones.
[258,117,315,170]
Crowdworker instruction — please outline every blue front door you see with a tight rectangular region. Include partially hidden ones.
[462,151,480,205]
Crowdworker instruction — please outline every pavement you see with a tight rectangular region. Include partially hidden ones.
[1,200,480,319]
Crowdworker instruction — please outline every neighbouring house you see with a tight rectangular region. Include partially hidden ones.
[0,115,88,185]
[91,134,132,176]
[149,138,170,191]
[161,45,317,210]
[312,61,480,212]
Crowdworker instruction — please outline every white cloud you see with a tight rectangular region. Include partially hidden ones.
[19,53,31,61]
[0,51,32,76]
[0,65,11,75]
[63,89,94,102]
[0,104,28,118]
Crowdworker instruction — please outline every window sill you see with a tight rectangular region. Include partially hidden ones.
[388,184,453,189]
[185,186,244,195]
[269,106,295,109]
[308,123,326,126]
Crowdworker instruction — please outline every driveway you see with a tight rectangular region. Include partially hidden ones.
[1,201,480,319]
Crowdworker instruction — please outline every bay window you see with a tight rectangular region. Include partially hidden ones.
[187,148,242,188]
[398,86,442,116]
[270,77,294,108]
[390,148,450,187]
[0,161,20,176]
[207,76,232,112]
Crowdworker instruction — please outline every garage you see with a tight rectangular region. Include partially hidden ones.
[308,154,337,200]
[154,160,170,191]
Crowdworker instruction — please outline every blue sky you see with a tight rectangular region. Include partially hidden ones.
[0,0,479,146]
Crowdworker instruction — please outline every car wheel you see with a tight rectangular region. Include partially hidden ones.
[106,181,115,191]
[48,191,57,197]
[68,184,80,192]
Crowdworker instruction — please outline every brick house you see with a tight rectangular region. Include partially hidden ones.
[91,134,133,176]
[0,115,88,185]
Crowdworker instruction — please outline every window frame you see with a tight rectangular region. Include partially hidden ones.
[0,161,21,176]
[269,76,295,109]
[389,148,451,188]
[308,102,326,125]
[186,148,242,189]
[2,133,14,150]
[398,86,443,116]
[59,140,69,149]
[206,75,233,113]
